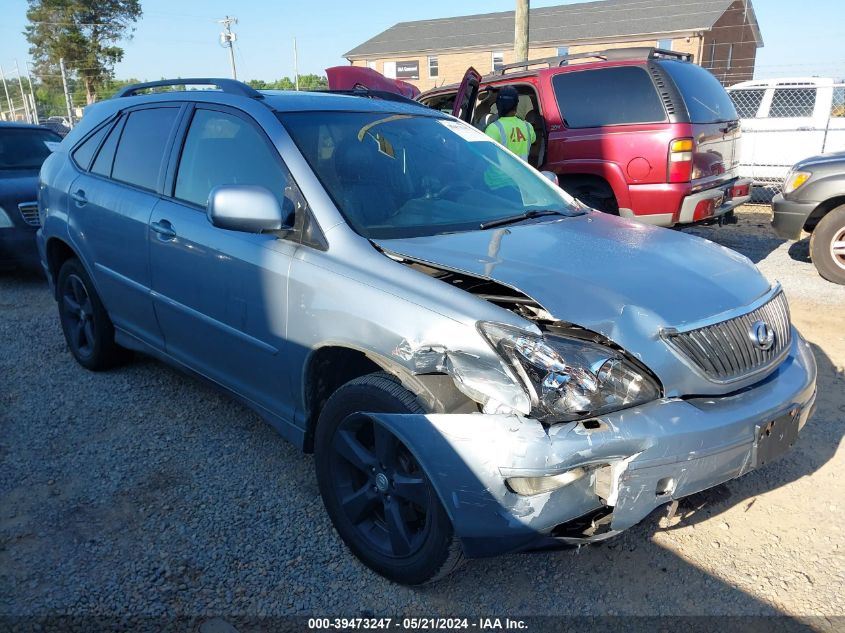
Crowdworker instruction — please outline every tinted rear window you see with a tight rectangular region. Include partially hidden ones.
[659,60,737,123]
[111,108,179,191]
[0,128,61,170]
[92,117,124,177]
[552,65,666,128]
[71,124,109,170]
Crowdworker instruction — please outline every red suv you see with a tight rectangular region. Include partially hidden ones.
[328,47,751,227]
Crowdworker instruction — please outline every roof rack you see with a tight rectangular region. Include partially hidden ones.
[112,78,263,100]
[494,47,693,75]
[313,88,427,108]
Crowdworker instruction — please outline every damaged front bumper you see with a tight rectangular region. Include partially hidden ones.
[368,332,817,558]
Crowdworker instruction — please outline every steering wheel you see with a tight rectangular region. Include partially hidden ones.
[435,183,472,200]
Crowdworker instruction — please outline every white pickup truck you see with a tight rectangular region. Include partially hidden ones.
[727,77,845,187]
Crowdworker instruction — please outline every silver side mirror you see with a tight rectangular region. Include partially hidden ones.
[540,170,559,186]
[207,185,294,233]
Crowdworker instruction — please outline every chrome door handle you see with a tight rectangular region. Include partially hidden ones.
[150,220,177,240]
[70,189,87,205]
[797,126,815,131]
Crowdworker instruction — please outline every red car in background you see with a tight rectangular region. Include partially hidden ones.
[329,47,751,227]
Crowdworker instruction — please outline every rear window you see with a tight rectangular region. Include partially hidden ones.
[551,66,666,128]
[111,107,180,191]
[0,127,61,170]
[769,87,816,118]
[659,60,737,123]
[729,88,765,118]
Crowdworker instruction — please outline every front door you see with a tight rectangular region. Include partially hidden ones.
[148,105,301,422]
[452,67,482,123]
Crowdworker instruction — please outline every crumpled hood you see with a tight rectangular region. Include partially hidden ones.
[376,213,773,396]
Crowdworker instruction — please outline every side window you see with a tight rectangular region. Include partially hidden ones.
[111,107,180,191]
[419,93,456,114]
[552,66,666,128]
[831,87,845,118]
[174,109,288,208]
[91,116,125,177]
[71,123,109,170]
[768,87,816,118]
[729,88,765,118]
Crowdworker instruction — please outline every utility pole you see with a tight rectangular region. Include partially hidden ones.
[25,61,39,124]
[293,37,299,91]
[0,65,12,121]
[218,16,238,80]
[514,0,530,63]
[14,59,32,123]
[59,58,74,128]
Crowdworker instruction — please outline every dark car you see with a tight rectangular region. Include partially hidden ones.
[328,47,751,227]
[772,151,845,284]
[0,122,62,269]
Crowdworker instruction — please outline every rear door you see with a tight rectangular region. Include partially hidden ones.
[658,60,741,188]
[67,105,183,348]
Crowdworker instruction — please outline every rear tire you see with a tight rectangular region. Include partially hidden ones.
[809,205,845,285]
[57,258,126,370]
[314,372,464,584]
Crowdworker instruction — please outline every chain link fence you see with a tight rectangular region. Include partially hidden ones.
[727,82,845,203]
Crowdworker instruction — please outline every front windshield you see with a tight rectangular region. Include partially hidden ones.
[280,111,582,238]
[0,128,61,170]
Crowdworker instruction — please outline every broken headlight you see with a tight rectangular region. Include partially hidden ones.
[479,322,660,422]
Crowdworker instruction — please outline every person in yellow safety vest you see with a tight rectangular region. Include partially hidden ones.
[484,86,536,161]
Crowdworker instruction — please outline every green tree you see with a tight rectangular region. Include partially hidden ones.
[24,0,142,104]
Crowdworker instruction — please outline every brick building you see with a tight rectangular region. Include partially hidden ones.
[344,0,763,89]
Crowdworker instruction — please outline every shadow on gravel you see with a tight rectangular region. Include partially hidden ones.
[681,218,786,264]
[787,239,812,264]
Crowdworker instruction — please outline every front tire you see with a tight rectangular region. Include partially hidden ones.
[314,373,464,584]
[810,205,845,285]
[57,258,126,370]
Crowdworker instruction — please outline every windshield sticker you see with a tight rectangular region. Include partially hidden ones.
[44,141,61,152]
[438,119,495,143]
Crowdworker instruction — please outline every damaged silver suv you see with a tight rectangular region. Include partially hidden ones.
[37,79,817,585]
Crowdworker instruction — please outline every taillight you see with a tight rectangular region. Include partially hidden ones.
[693,198,716,221]
[668,138,694,183]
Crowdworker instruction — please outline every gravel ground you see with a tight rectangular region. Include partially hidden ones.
[1,205,843,630]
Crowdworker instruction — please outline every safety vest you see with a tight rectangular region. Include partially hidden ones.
[486,116,536,161]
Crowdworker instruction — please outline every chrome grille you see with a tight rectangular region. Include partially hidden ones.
[663,291,792,383]
[18,202,40,227]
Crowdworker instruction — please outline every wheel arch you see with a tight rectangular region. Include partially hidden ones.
[301,343,477,453]
[45,237,79,299]
[804,196,845,233]
[557,172,622,214]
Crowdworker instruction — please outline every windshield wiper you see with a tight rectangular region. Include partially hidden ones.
[480,209,569,230]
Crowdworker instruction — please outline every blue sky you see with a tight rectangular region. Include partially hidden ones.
[1,0,843,82]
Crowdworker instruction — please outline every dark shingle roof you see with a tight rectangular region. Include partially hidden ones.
[345,0,761,58]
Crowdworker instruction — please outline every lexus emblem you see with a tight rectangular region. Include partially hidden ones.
[750,320,775,351]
